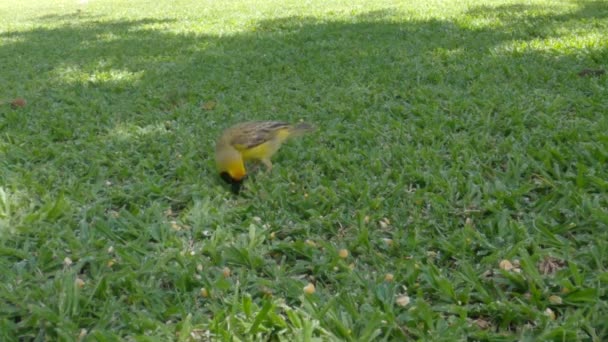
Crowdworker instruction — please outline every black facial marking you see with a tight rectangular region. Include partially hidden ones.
[220,172,233,184]
[219,172,245,194]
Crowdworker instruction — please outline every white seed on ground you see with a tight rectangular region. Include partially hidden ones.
[64,257,73,266]
[396,295,410,307]
[499,259,513,271]
[549,295,562,305]
[303,283,315,294]
[339,249,349,259]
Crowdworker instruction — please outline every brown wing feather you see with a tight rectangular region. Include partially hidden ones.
[230,121,290,149]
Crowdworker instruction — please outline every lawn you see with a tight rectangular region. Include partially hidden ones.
[1,0,607,340]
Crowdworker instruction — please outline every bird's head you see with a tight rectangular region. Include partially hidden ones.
[216,147,246,194]
[220,171,246,194]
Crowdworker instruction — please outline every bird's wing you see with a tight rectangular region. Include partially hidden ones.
[230,121,290,150]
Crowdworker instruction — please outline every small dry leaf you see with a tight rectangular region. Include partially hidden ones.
[396,295,410,307]
[512,260,522,273]
[303,283,315,294]
[201,100,217,110]
[189,329,209,340]
[379,218,390,229]
[10,98,26,108]
[222,267,231,278]
[474,318,491,330]
[499,259,514,271]
[538,256,565,275]
[544,308,556,320]
[78,329,87,341]
[170,221,181,231]
[548,295,563,305]
[200,287,209,298]
[384,273,394,282]
[338,249,349,259]
[75,278,85,288]
[261,286,273,297]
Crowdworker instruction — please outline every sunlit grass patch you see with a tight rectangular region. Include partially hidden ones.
[51,64,145,86]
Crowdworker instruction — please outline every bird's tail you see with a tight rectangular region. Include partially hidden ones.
[288,122,316,137]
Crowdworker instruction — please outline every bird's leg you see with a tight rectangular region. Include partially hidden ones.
[261,158,273,172]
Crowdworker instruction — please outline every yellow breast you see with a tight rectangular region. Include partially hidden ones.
[238,128,291,161]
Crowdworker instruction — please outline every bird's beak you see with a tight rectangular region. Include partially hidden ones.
[220,172,245,194]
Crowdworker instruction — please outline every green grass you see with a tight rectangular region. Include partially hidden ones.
[1,0,607,340]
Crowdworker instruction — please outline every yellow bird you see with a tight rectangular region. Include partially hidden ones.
[215,121,315,193]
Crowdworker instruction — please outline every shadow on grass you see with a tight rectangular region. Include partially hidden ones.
[0,1,606,339]
[36,10,100,22]
[4,1,602,190]
[571,0,608,19]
